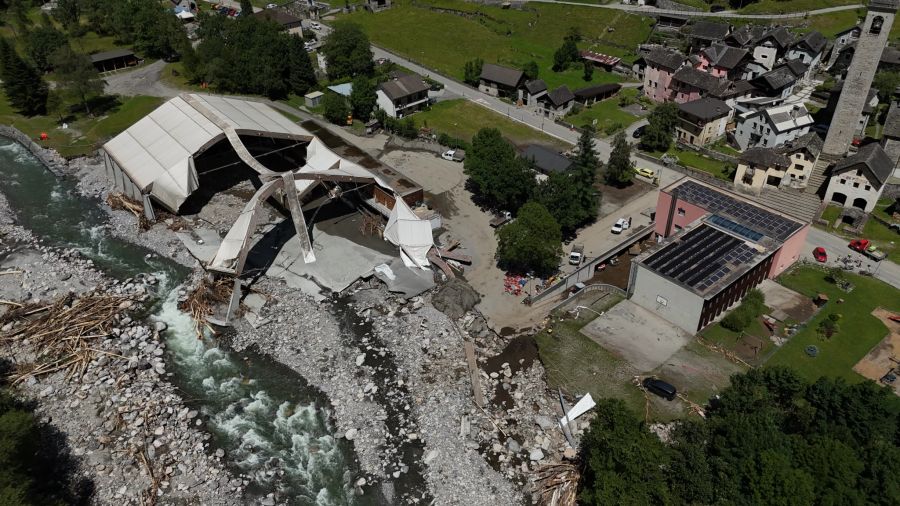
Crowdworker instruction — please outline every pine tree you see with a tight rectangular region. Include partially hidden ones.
[288,36,317,96]
[606,132,634,187]
[0,38,48,116]
[350,75,377,120]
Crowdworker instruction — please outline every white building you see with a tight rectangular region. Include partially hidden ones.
[375,74,430,118]
[823,143,894,213]
[734,103,813,151]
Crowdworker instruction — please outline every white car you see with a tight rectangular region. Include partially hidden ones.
[611,217,630,234]
[310,21,322,30]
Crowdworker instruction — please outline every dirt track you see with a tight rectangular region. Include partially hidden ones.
[853,308,900,395]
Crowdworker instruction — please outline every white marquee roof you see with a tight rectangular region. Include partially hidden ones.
[102,94,311,211]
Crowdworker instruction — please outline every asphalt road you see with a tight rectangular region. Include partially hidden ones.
[523,1,864,19]
[801,226,900,290]
[369,46,676,182]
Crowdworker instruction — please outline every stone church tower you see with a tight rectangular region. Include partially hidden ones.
[823,0,899,157]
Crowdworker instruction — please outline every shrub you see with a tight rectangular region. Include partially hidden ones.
[604,121,624,136]
[722,306,752,332]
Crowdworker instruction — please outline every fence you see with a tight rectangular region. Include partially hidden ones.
[529,225,654,304]
[0,125,65,176]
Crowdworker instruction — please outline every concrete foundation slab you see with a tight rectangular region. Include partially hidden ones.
[176,228,223,264]
[580,300,693,371]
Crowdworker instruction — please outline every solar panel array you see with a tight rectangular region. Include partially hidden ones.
[695,243,758,292]
[707,214,763,242]
[645,225,755,291]
[675,180,801,241]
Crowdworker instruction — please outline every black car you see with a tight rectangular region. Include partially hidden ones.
[643,377,677,401]
[632,125,646,139]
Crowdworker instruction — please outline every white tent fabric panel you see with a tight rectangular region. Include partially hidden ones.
[384,198,433,269]
[102,94,315,211]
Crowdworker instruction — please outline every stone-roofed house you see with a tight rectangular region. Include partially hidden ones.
[750,60,807,99]
[537,86,575,119]
[824,143,894,212]
[880,101,900,183]
[745,26,795,78]
[786,31,827,80]
[253,8,304,36]
[696,43,750,79]
[642,48,687,103]
[734,132,823,192]
[573,83,621,105]
[689,21,731,50]
[734,102,813,151]
[671,67,726,103]
[823,82,879,138]
[676,97,731,146]
[376,74,430,118]
[523,79,547,106]
[708,79,756,122]
[478,63,525,98]
[725,24,767,48]
[521,145,573,175]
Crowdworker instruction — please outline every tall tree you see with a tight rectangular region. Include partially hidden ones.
[464,127,535,211]
[495,201,562,276]
[582,61,593,81]
[50,45,104,116]
[350,75,377,120]
[605,132,634,186]
[463,58,483,86]
[640,102,680,152]
[580,399,673,505]
[288,36,317,96]
[534,172,597,235]
[0,38,48,116]
[322,91,349,125]
[321,22,373,80]
[53,0,81,30]
[240,0,254,15]
[26,26,68,72]
[552,38,579,72]
[522,60,539,81]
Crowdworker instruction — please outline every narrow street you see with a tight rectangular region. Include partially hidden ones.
[802,226,900,290]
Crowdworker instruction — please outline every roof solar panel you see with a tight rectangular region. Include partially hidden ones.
[674,181,802,241]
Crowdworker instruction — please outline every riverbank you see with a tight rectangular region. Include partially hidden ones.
[0,219,244,504]
[0,131,581,504]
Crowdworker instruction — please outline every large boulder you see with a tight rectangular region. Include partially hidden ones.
[431,278,481,319]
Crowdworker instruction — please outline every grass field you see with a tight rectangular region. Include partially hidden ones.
[816,201,900,263]
[767,266,900,383]
[646,146,734,181]
[340,0,651,89]
[739,0,860,15]
[0,94,163,158]
[412,99,567,148]
[701,309,776,367]
[564,88,641,136]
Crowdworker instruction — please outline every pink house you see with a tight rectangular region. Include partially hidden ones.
[641,48,686,103]
[695,43,750,79]
[670,67,726,104]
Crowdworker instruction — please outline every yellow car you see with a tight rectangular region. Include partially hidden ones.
[634,167,656,179]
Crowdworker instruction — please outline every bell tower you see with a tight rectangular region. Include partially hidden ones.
[822,0,899,157]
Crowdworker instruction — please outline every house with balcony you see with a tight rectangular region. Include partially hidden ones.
[824,143,893,213]
[376,74,430,118]
[734,132,822,193]
[734,103,813,151]
[641,48,687,103]
[675,97,731,146]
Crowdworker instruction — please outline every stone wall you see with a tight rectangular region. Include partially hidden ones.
[0,125,66,175]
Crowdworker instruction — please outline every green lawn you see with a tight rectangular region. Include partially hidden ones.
[412,99,567,149]
[646,146,734,181]
[701,310,775,367]
[340,0,652,89]
[818,204,844,229]
[739,0,860,14]
[816,202,899,263]
[564,88,640,136]
[0,93,163,158]
[767,266,900,383]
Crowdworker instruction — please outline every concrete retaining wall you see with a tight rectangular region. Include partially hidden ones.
[0,125,66,176]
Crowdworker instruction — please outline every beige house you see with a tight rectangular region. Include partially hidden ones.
[675,97,730,146]
[734,132,823,193]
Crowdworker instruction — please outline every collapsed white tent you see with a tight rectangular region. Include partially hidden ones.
[102,93,311,212]
[383,198,434,269]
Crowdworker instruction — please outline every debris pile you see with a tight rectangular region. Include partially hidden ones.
[534,462,579,506]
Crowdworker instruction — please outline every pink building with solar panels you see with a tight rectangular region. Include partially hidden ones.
[627,178,809,332]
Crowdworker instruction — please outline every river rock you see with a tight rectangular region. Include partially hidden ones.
[529,448,544,461]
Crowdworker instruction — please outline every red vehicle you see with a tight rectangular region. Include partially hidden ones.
[849,239,887,261]
[813,247,827,263]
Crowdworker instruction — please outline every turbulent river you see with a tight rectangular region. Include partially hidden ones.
[0,138,363,504]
